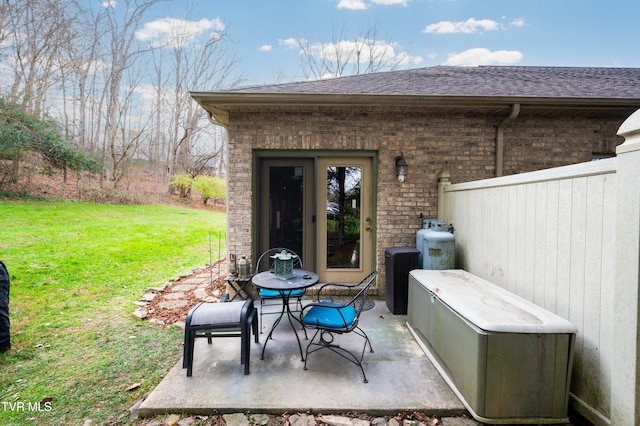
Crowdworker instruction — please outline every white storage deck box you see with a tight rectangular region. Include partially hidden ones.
[407,269,577,424]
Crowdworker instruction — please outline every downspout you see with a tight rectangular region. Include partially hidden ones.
[207,112,228,178]
[495,103,520,177]
[207,112,227,128]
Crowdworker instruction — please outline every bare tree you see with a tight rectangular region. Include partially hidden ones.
[2,0,76,114]
[293,23,406,80]
[0,0,243,197]
[142,9,243,185]
[60,1,110,153]
[145,47,170,190]
[99,0,159,188]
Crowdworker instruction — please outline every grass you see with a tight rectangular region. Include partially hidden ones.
[0,201,226,425]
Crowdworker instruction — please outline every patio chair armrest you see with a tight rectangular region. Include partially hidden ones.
[301,299,346,314]
[314,281,359,301]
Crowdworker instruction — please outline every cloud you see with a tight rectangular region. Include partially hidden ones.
[337,0,408,8]
[281,37,421,68]
[372,0,409,5]
[135,17,225,48]
[443,48,523,66]
[396,51,423,66]
[101,0,116,8]
[279,38,303,49]
[337,0,368,10]
[423,18,499,34]
[259,45,272,52]
[509,18,525,28]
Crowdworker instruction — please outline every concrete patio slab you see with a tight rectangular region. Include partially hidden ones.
[138,300,467,417]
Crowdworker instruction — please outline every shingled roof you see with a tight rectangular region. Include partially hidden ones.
[191,66,640,125]
[231,66,640,99]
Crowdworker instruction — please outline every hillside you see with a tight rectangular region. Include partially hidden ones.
[2,164,224,211]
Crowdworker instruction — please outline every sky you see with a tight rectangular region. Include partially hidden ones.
[135,0,640,87]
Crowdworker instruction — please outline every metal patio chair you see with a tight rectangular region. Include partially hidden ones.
[255,247,304,333]
[300,271,378,383]
[183,299,258,376]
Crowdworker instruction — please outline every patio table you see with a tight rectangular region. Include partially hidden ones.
[225,275,254,301]
[252,268,319,361]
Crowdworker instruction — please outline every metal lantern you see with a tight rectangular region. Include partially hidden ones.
[395,152,408,182]
[270,250,297,280]
[238,255,250,278]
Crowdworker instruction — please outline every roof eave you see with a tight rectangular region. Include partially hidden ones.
[190,91,640,127]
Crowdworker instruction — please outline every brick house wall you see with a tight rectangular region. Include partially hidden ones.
[224,105,625,295]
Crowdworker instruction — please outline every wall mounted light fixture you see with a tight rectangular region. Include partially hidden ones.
[395,152,408,182]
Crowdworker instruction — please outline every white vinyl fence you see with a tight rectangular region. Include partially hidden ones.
[438,109,640,426]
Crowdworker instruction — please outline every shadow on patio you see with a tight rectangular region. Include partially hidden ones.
[138,300,466,417]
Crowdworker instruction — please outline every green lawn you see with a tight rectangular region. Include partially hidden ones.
[0,201,225,425]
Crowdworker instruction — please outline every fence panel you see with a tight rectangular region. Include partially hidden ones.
[441,159,617,424]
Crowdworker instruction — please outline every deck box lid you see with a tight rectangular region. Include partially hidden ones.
[409,269,578,334]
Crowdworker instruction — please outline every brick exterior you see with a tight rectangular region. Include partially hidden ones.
[224,105,626,296]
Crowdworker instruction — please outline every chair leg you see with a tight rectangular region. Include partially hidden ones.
[252,308,259,343]
[259,299,265,333]
[182,332,188,369]
[242,309,256,375]
[240,326,248,373]
[182,319,191,369]
[303,328,371,383]
[186,330,195,377]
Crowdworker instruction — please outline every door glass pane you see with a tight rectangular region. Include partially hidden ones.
[326,166,361,269]
[269,166,304,257]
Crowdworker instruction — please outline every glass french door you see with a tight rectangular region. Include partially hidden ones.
[258,159,315,270]
[317,157,373,283]
[258,156,374,283]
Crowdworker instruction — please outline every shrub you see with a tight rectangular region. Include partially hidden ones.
[0,98,102,189]
[192,175,226,204]
[169,173,193,198]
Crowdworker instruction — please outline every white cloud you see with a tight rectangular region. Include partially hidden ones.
[260,45,272,52]
[101,0,116,8]
[337,0,368,10]
[279,38,303,49]
[509,18,525,28]
[294,38,420,67]
[443,48,523,66]
[423,18,499,34]
[372,0,409,5]
[279,36,421,70]
[135,17,225,49]
[337,0,408,8]
[396,51,423,66]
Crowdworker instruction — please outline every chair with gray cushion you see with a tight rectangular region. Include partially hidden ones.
[183,299,258,376]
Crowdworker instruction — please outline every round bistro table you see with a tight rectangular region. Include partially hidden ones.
[252,269,319,361]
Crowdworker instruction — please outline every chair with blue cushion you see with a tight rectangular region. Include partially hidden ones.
[300,271,377,383]
[255,248,304,333]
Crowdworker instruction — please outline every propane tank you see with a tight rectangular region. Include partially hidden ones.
[423,222,455,270]
[416,218,437,267]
